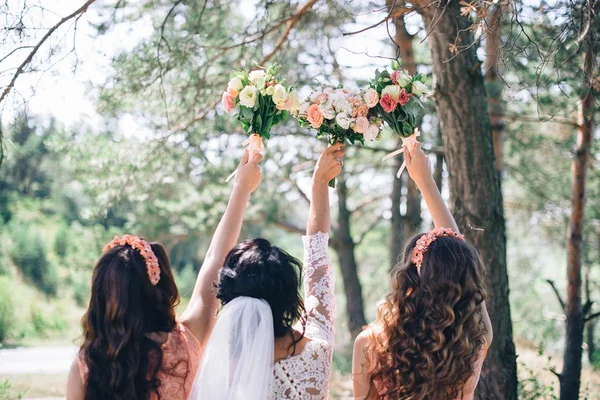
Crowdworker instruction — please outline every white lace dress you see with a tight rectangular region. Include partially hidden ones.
[270,232,335,400]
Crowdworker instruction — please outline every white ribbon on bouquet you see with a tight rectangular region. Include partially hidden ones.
[225,134,265,183]
[381,128,421,178]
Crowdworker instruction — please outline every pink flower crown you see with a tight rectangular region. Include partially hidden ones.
[103,234,161,285]
[411,228,465,271]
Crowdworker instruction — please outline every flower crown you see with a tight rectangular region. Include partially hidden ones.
[103,234,161,285]
[411,228,465,270]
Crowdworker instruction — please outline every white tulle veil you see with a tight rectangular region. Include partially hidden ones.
[190,296,275,400]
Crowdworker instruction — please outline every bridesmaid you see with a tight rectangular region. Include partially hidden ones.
[352,143,493,400]
[66,150,262,400]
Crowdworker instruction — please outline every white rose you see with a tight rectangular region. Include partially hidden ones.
[265,85,275,96]
[364,124,379,141]
[248,69,266,82]
[227,77,244,92]
[319,105,336,120]
[289,90,301,112]
[396,70,412,87]
[411,81,429,96]
[272,84,289,108]
[335,113,351,130]
[382,85,401,101]
[239,86,258,108]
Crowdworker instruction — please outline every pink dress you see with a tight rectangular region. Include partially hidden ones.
[78,323,201,400]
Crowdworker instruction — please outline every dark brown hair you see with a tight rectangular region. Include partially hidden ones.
[80,241,181,400]
[367,234,488,399]
[216,238,307,348]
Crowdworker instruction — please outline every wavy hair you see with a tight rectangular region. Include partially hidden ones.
[80,242,181,400]
[216,238,307,349]
[367,234,488,399]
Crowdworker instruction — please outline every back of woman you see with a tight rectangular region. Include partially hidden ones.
[352,143,493,400]
[67,236,200,400]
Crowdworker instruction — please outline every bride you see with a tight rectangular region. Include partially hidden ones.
[191,143,345,400]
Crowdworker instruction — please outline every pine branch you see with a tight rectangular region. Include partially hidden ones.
[546,279,566,312]
[0,0,97,105]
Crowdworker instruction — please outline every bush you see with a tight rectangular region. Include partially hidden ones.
[53,223,70,259]
[72,272,91,307]
[518,362,558,400]
[30,306,67,338]
[0,236,10,276]
[175,263,197,299]
[0,277,15,342]
[10,225,58,296]
[0,380,23,400]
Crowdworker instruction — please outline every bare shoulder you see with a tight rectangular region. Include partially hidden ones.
[66,356,85,400]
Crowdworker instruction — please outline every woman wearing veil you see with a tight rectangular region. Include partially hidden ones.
[192,142,345,399]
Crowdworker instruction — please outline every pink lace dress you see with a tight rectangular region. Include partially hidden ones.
[271,232,336,400]
[78,323,201,400]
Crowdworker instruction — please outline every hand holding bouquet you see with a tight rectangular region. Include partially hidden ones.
[369,59,430,177]
[222,63,299,182]
[292,86,382,187]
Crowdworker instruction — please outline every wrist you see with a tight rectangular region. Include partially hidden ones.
[313,176,330,187]
[413,174,435,189]
[231,185,252,200]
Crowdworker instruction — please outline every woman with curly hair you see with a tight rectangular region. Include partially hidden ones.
[352,142,493,400]
[66,150,263,400]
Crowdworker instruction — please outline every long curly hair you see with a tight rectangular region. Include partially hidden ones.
[216,238,307,349]
[367,233,488,399]
[80,241,181,400]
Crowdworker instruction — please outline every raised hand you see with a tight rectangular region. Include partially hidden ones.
[404,142,432,186]
[314,142,345,186]
[234,150,263,194]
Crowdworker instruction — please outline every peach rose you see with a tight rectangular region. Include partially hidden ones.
[307,104,324,128]
[222,91,236,114]
[226,87,238,97]
[353,116,369,134]
[363,88,379,108]
[380,93,397,113]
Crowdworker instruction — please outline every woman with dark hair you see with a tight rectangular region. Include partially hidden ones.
[352,143,493,400]
[191,143,345,400]
[66,151,263,400]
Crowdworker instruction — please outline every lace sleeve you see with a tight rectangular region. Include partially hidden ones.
[300,232,335,344]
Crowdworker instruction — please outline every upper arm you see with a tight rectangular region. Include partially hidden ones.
[352,330,374,400]
[481,301,493,346]
[66,357,85,400]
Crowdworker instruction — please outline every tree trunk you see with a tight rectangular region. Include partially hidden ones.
[585,265,596,364]
[559,28,595,399]
[332,174,367,339]
[390,152,404,269]
[484,5,505,174]
[412,2,518,399]
[389,0,421,253]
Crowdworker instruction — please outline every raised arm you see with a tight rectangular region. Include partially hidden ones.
[404,142,459,232]
[405,142,492,345]
[299,143,344,345]
[180,150,262,348]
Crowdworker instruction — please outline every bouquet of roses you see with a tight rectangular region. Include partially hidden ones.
[369,59,430,177]
[222,63,299,181]
[293,86,382,187]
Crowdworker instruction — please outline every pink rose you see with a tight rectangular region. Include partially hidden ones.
[390,70,401,85]
[380,93,397,113]
[353,116,369,134]
[307,104,324,128]
[363,88,379,108]
[314,93,328,104]
[398,88,413,106]
[280,96,294,111]
[226,87,238,97]
[222,91,236,114]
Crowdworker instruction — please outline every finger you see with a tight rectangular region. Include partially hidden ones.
[326,142,344,153]
[415,142,422,153]
[334,149,345,159]
[249,152,263,164]
[239,150,249,166]
[404,145,412,164]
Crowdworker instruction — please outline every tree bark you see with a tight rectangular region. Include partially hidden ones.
[388,0,421,259]
[412,2,518,399]
[331,174,367,339]
[390,152,404,269]
[585,265,596,364]
[559,27,595,399]
[484,5,505,174]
